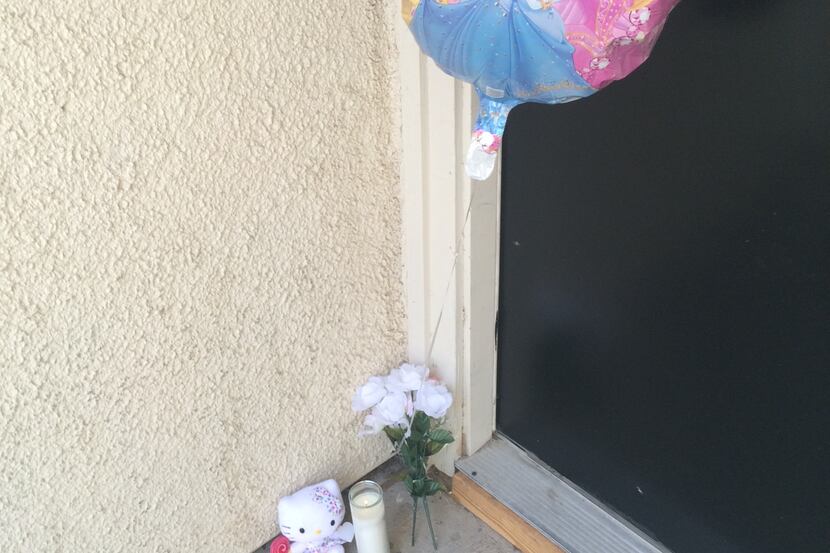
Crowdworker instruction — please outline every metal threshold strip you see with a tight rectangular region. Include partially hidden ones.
[455,434,673,553]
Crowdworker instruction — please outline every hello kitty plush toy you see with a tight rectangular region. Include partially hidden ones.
[275,479,354,553]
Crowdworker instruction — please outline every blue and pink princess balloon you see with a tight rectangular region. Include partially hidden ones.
[403,0,680,179]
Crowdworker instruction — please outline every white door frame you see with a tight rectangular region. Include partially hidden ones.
[397,14,501,474]
[393,13,681,553]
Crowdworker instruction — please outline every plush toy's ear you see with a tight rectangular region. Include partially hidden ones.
[318,479,341,497]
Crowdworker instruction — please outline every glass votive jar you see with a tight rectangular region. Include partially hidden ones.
[348,480,390,553]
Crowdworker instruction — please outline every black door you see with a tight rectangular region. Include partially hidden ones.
[496,2,830,553]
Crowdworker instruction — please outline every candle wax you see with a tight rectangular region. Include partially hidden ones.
[351,490,389,553]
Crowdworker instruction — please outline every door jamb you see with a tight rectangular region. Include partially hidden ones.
[397,13,501,473]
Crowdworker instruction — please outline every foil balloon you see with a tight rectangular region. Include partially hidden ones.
[402,0,680,179]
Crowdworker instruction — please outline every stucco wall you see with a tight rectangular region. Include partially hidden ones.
[0,1,404,551]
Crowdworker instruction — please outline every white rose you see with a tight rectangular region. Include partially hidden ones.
[385,364,428,393]
[373,391,408,426]
[414,380,453,419]
[351,376,387,412]
[358,413,386,436]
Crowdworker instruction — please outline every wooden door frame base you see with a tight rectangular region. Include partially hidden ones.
[453,436,672,553]
[452,471,565,553]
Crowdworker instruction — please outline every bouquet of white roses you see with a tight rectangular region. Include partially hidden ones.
[352,363,454,549]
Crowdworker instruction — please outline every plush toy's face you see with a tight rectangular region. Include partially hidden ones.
[278,479,346,544]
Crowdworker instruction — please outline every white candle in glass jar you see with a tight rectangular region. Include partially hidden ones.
[348,481,390,553]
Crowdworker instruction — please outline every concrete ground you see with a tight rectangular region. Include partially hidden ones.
[256,461,517,553]
[344,478,518,553]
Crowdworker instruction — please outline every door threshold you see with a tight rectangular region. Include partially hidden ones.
[454,434,672,553]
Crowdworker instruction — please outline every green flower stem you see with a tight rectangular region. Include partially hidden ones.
[423,495,438,551]
[383,411,454,548]
[411,496,418,547]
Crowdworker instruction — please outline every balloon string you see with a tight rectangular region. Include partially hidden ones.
[425,186,476,367]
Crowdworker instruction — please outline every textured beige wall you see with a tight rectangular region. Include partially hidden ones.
[0,1,404,551]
